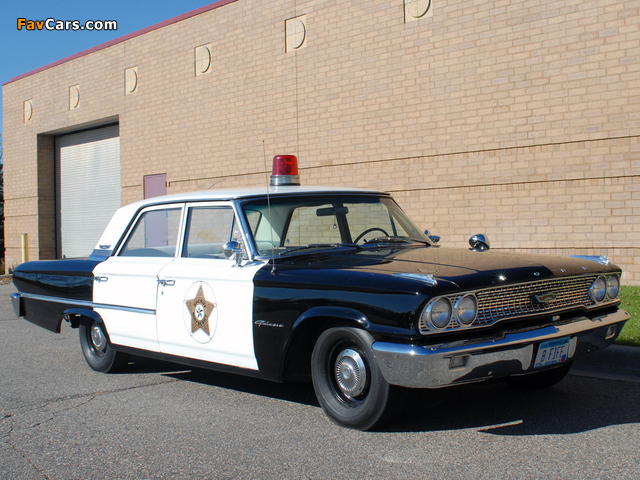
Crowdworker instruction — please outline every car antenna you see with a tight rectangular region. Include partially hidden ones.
[206,177,229,190]
[263,141,277,274]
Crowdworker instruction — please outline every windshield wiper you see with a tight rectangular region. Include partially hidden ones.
[279,243,360,257]
[363,236,431,246]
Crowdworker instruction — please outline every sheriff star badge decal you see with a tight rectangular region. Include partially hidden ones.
[185,285,216,335]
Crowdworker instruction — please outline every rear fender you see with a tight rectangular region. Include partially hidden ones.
[63,308,105,329]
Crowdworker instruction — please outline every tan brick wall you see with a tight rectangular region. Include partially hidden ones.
[3,0,640,282]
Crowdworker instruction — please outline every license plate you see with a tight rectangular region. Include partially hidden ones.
[534,337,570,369]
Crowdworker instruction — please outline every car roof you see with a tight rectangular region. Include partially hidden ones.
[94,185,385,252]
[132,185,383,207]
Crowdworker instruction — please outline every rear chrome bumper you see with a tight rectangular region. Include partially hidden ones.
[11,293,23,317]
[372,309,630,389]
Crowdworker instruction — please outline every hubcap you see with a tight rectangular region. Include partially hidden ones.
[334,348,367,398]
[90,324,107,352]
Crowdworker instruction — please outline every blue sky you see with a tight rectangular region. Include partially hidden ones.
[1,0,220,137]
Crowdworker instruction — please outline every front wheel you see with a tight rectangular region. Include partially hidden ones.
[311,327,405,430]
[79,320,129,373]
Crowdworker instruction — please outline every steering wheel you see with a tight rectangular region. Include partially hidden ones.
[354,227,389,244]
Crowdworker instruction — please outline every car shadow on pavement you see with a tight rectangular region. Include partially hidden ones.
[117,355,193,375]
[113,355,320,405]
[154,364,639,435]
[389,375,640,435]
[162,367,320,407]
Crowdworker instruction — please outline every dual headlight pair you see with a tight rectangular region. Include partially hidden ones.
[420,294,478,333]
[589,274,620,303]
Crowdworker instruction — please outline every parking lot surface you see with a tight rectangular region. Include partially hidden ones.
[1,283,639,479]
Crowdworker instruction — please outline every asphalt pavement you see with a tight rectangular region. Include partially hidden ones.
[1,281,639,479]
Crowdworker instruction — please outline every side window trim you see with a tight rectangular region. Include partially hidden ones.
[232,200,259,260]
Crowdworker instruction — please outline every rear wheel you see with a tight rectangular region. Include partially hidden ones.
[79,320,129,373]
[311,327,405,430]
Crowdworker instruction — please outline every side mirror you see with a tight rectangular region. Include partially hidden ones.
[424,230,440,244]
[223,241,244,266]
[469,234,490,252]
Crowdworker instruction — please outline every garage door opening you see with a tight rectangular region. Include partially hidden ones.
[55,124,121,258]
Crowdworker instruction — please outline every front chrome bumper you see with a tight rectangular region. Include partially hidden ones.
[372,309,630,389]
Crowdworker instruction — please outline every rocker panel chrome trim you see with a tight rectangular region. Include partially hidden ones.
[16,292,156,316]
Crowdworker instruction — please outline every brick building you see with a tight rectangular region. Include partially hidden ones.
[2,0,639,282]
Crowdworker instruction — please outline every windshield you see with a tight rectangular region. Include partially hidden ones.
[242,195,430,256]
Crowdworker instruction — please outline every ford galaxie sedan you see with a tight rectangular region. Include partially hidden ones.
[12,155,630,430]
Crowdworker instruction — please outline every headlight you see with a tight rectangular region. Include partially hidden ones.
[606,274,620,299]
[424,297,453,330]
[455,294,478,326]
[590,276,606,303]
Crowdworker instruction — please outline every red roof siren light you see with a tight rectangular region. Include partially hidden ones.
[270,155,300,186]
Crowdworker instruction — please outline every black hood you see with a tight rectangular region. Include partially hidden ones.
[272,245,618,293]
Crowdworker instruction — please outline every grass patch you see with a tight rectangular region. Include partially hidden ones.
[616,286,640,347]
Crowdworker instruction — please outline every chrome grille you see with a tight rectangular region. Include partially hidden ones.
[419,275,607,333]
[474,276,595,325]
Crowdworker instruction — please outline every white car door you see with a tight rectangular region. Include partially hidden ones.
[93,205,183,352]
[155,202,264,370]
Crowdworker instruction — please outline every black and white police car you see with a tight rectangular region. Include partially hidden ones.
[12,155,630,430]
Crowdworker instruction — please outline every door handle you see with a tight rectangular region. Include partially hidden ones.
[158,279,175,287]
[94,276,108,283]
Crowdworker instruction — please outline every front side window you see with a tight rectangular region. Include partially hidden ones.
[119,208,182,257]
[182,206,238,259]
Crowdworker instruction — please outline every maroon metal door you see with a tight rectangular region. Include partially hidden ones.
[144,173,167,199]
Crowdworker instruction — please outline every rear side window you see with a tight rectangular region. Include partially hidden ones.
[119,208,182,257]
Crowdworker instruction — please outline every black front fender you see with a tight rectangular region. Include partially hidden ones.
[292,306,370,331]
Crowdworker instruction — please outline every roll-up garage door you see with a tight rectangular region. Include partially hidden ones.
[56,125,121,258]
